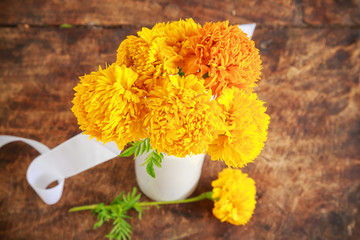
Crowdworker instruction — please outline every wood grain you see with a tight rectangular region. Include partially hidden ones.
[0,27,138,147]
[302,0,360,26]
[0,1,359,239]
[2,0,359,27]
[0,0,300,26]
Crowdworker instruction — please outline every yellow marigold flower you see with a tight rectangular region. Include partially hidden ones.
[183,21,262,96]
[72,63,148,150]
[139,19,200,45]
[159,18,201,58]
[208,87,270,168]
[116,36,162,90]
[144,74,225,157]
[212,168,256,225]
[116,19,200,91]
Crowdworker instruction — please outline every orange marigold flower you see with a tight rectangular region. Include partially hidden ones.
[144,74,225,157]
[183,21,262,96]
[208,87,270,168]
[72,64,148,150]
[212,168,256,225]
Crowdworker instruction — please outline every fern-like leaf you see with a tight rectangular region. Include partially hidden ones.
[140,150,164,178]
[119,139,164,178]
[90,188,145,240]
[119,139,152,158]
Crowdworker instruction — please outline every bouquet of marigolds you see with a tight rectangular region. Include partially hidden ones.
[71,18,270,239]
[72,18,269,176]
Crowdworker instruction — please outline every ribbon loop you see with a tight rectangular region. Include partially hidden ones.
[0,134,119,205]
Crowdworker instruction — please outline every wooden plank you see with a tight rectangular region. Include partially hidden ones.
[0,26,359,239]
[302,0,360,26]
[0,0,300,26]
[0,27,138,147]
[254,27,360,240]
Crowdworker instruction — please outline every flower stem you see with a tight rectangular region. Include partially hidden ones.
[69,192,214,212]
[139,191,213,207]
[69,204,101,212]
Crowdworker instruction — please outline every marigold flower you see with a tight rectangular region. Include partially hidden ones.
[212,168,256,225]
[183,21,262,96]
[157,18,201,59]
[208,87,270,168]
[72,64,148,150]
[116,19,200,91]
[144,74,225,157]
[116,36,163,91]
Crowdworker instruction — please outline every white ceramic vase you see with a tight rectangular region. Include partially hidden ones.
[134,152,206,201]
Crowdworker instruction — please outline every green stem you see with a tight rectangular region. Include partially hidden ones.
[69,204,108,212]
[139,191,213,207]
[69,192,213,212]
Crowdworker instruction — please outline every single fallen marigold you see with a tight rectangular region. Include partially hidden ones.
[212,167,256,225]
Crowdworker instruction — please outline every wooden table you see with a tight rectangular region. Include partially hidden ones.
[0,1,359,239]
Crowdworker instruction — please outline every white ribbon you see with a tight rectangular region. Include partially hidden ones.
[239,23,256,39]
[0,24,256,205]
[0,134,119,205]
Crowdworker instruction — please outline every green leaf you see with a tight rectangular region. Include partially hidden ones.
[140,138,151,156]
[141,152,151,166]
[140,142,146,156]
[137,147,164,178]
[119,147,135,157]
[202,72,209,79]
[145,139,151,152]
[59,23,75,28]
[152,155,162,168]
[122,139,152,158]
[153,152,161,162]
[178,68,185,77]
[146,162,155,178]
[111,192,125,205]
[134,145,141,158]
[152,159,162,168]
